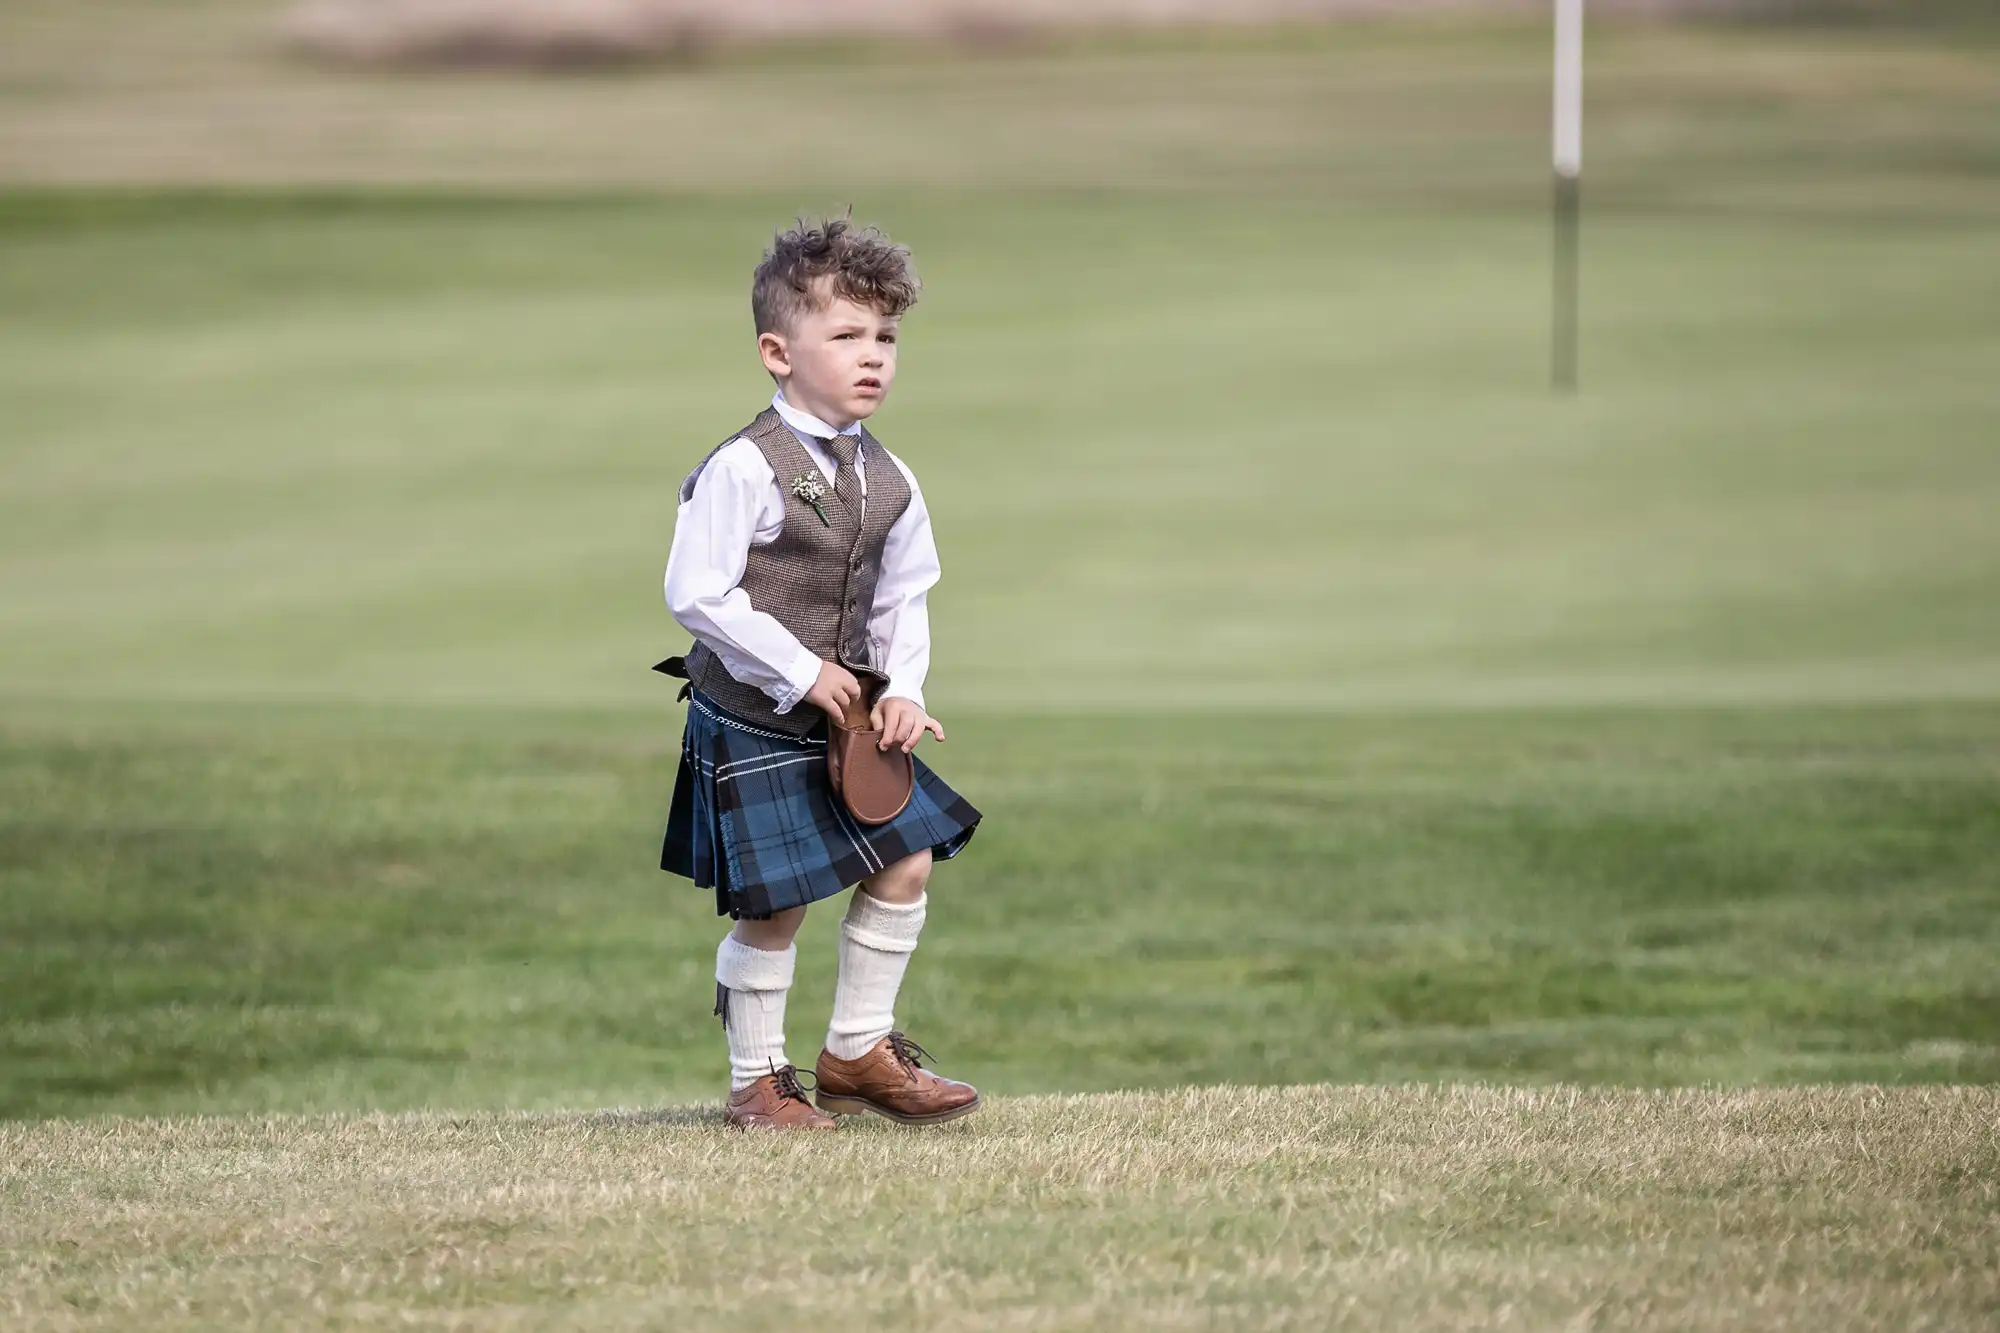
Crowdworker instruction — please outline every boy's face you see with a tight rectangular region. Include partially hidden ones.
[758,288,899,428]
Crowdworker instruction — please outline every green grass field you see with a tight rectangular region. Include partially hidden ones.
[5,702,2000,1121]
[2,5,1998,1327]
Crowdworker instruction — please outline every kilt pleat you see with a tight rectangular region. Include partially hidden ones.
[661,690,981,919]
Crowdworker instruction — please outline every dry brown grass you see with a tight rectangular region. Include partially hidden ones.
[4,1085,1996,1330]
[273,1,1897,71]
[5,1,1993,199]
[279,1,1538,68]
[273,1,1848,70]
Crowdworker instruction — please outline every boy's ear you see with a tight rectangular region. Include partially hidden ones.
[757,331,791,380]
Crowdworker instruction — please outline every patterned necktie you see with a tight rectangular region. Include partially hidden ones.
[820,432,862,510]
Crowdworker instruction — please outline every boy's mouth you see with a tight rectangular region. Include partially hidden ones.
[855,378,882,393]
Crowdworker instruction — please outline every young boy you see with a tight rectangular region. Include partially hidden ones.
[658,218,982,1131]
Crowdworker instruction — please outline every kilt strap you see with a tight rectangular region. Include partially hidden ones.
[652,655,693,702]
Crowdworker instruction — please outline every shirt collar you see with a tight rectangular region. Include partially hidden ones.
[771,391,861,442]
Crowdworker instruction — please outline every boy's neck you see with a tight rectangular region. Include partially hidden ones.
[776,384,858,435]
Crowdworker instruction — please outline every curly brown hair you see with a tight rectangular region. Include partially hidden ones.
[752,216,921,336]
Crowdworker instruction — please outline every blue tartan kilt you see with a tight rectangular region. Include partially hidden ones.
[660,690,981,920]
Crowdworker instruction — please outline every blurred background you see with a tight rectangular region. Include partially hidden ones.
[2,0,1996,1119]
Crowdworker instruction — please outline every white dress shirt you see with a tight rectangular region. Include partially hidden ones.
[664,391,940,716]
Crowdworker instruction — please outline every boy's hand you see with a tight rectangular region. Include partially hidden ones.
[871,697,946,753]
[805,660,864,721]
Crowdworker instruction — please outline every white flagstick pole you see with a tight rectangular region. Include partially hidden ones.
[1553,0,1584,391]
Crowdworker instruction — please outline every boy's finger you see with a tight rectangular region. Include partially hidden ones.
[924,717,946,743]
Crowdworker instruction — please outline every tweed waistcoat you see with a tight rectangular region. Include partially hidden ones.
[679,408,914,737]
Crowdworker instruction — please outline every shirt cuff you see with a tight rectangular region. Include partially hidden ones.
[880,680,926,713]
[769,645,823,715]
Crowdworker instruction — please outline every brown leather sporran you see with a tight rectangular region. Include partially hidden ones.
[826,672,914,825]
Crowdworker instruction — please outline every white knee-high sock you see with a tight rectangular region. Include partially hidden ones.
[715,934,796,1091]
[825,891,927,1060]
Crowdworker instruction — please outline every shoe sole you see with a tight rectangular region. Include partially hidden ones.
[815,1091,982,1125]
[727,1119,838,1131]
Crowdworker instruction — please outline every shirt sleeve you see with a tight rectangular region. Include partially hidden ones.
[871,452,942,711]
[664,439,824,714]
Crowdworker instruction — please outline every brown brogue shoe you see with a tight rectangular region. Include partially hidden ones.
[724,1065,837,1131]
[814,1031,980,1125]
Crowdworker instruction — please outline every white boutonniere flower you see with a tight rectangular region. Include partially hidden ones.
[791,472,832,527]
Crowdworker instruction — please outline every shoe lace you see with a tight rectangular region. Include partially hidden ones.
[885,1031,935,1074]
[769,1063,816,1105]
